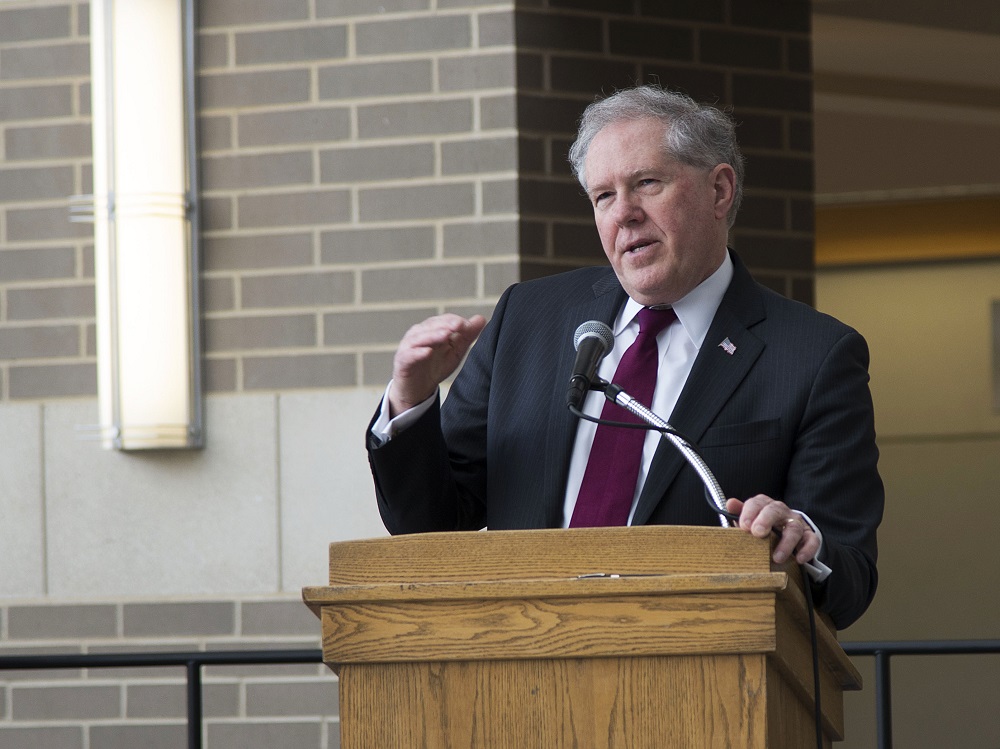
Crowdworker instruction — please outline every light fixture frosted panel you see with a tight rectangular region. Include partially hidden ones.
[90,0,201,450]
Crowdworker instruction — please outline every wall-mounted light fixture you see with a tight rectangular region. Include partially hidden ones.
[78,0,202,449]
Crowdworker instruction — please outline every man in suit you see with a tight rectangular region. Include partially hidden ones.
[367,85,883,630]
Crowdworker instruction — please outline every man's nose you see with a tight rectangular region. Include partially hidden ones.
[613,194,643,226]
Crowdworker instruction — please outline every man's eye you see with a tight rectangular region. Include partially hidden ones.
[593,192,612,205]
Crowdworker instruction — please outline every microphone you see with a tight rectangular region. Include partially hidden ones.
[567,320,614,410]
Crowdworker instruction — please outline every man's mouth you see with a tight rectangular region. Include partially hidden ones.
[624,240,654,254]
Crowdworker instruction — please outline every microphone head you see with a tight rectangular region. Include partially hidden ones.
[573,320,614,353]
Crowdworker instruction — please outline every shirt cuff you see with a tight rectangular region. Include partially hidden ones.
[793,509,832,583]
[370,381,437,446]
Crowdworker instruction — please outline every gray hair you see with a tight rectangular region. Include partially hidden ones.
[568,85,745,227]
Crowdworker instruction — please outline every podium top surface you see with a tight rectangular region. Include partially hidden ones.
[317,526,773,587]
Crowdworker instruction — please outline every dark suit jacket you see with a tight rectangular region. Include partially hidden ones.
[368,252,883,629]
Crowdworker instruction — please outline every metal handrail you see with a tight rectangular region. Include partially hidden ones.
[3,640,1000,749]
[0,648,324,749]
[841,639,1000,749]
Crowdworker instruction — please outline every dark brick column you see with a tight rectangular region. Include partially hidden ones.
[513,0,816,305]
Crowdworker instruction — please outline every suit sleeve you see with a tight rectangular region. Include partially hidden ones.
[366,285,513,534]
[786,329,884,629]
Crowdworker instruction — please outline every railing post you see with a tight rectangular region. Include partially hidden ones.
[187,659,203,749]
[875,649,892,749]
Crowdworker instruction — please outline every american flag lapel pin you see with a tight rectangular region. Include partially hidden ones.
[718,337,736,356]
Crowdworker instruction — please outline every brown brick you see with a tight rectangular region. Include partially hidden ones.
[320,226,435,265]
[11,685,119,720]
[199,0,309,27]
[88,724,187,749]
[0,165,73,201]
[0,42,89,80]
[0,326,79,360]
[640,0,725,23]
[552,222,603,260]
[357,99,473,139]
[443,220,519,257]
[519,178,589,218]
[480,94,518,130]
[355,16,471,55]
[513,93,583,134]
[4,122,91,160]
[199,69,311,109]
[732,111,784,149]
[202,277,236,312]
[608,20,693,60]
[245,680,338,717]
[241,270,354,309]
[0,84,74,121]
[322,307,437,346]
[200,196,234,231]
[732,72,812,112]
[439,52,517,91]
[732,0,810,32]
[738,195,788,231]
[358,183,475,222]
[549,56,638,93]
[317,0,428,15]
[202,233,314,272]
[206,722,321,749]
[483,178,518,214]
[238,107,351,148]
[5,206,92,242]
[745,154,814,191]
[361,264,478,303]
[122,602,236,638]
[6,284,94,321]
[197,32,229,69]
[241,600,323,636]
[441,137,517,176]
[641,65,726,103]
[516,12,603,52]
[478,10,515,47]
[199,115,233,151]
[235,25,347,65]
[126,683,239,719]
[318,59,433,99]
[0,246,76,281]
[243,352,356,389]
[0,727,82,749]
[237,190,351,229]
[320,143,435,183]
[483,260,519,296]
[204,314,317,351]
[201,151,314,191]
[8,362,96,399]
[0,6,71,43]
[700,29,784,70]
[204,357,237,392]
[361,350,395,386]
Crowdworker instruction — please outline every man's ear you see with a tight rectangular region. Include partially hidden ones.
[711,163,737,220]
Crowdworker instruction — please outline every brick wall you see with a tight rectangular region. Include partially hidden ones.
[0,598,339,749]
[1,0,816,403]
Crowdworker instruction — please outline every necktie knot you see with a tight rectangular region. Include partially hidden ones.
[637,306,676,338]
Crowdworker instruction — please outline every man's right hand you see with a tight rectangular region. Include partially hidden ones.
[388,313,487,417]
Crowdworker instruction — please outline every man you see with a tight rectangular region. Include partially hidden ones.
[367,85,883,630]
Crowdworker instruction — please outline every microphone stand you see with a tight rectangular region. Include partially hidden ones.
[598,379,734,528]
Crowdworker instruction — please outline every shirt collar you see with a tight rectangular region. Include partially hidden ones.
[616,250,733,348]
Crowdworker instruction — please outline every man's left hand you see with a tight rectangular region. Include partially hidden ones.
[726,495,821,566]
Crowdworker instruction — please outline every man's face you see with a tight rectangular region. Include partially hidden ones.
[583,117,734,306]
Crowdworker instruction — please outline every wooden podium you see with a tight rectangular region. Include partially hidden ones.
[303,526,860,748]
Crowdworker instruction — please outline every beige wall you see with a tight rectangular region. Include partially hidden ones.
[818,261,1000,747]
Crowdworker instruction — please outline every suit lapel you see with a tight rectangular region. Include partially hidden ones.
[541,271,626,523]
[632,256,767,525]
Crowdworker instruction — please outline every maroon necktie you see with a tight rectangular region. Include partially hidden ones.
[569,306,677,527]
